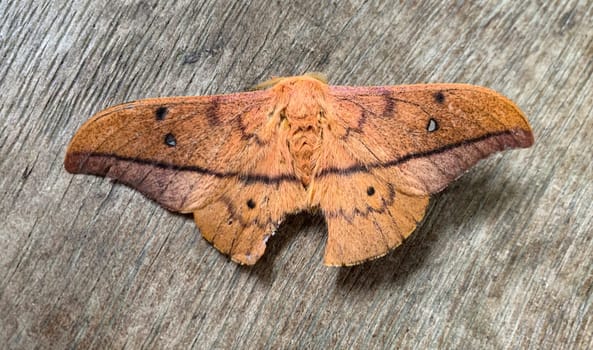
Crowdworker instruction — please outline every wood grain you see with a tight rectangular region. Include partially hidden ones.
[1,0,592,348]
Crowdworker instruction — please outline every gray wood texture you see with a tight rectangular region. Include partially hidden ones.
[1,1,592,348]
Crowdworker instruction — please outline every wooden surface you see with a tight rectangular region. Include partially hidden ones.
[1,1,592,348]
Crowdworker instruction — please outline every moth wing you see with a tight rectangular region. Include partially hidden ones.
[65,92,307,264]
[311,84,534,265]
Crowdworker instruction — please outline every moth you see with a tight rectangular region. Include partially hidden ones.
[65,74,534,266]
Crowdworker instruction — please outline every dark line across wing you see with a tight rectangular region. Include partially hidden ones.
[67,130,519,184]
[316,130,522,178]
[66,152,300,184]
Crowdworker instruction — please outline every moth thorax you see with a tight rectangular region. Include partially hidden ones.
[285,115,321,188]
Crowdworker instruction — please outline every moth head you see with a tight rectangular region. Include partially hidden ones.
[270,77,328,122]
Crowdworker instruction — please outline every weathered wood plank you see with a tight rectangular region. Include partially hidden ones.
[1,0,592,348]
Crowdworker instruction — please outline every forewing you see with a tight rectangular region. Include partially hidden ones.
[322,84,534,194]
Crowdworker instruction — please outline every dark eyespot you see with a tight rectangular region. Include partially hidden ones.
[155,107,168,121]
[427,118,438,132]
[434,91,445,104]
[164,133,177,147]
[247,199,256,209]
[367,186,375,196]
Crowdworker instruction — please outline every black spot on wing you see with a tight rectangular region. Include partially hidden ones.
[164,133,177,147]
[246,199,256,209]
[155,107,168,121]
[434,91,445,104]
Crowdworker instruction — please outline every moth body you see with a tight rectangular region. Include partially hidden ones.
[269,76,328,187]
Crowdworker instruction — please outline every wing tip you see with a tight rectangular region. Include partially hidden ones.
[510,127,535,149]
[64,151,112,177]
[64,151,83,174]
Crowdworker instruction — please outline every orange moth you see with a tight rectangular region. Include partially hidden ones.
[65,74,534,266]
